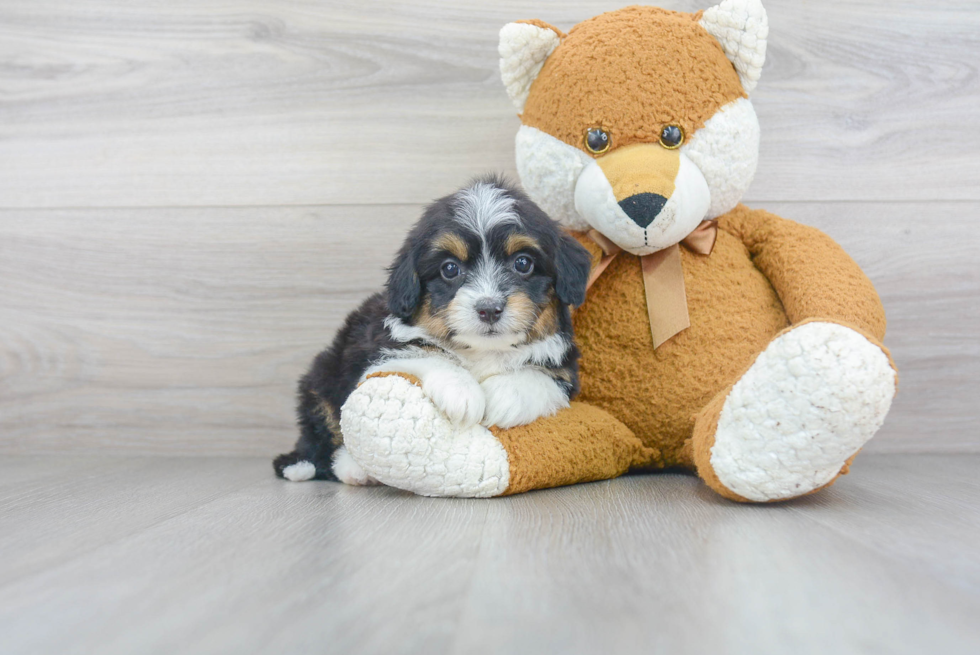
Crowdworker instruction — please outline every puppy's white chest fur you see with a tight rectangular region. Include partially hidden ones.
[454,332,568,381]
[363,329,571,430]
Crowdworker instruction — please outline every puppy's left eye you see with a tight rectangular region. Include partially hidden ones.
[513,255,534,275]
[441,261,460,280]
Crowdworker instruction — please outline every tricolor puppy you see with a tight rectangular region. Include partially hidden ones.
[274,176,592,484]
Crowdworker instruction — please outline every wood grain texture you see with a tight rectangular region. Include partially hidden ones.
[1,0,977,455]
[1,1,978,207]
[0,455,266,586]
[0,454,978,654]
[1,201,976,455]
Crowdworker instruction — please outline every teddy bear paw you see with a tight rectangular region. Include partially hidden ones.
[709,322,896,501]
[339,374,510,497]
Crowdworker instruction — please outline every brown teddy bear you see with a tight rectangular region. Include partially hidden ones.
[339,0,897,502]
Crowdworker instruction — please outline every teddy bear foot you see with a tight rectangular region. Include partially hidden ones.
[339,373,511,498]
[705,322,896,502]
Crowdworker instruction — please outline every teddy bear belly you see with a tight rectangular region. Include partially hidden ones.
[573,233,790,468]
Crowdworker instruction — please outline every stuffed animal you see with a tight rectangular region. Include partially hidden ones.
[339,0,897,502]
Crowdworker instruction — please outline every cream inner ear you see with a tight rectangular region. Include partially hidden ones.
[699,0,769,95]
[498,22,562,112]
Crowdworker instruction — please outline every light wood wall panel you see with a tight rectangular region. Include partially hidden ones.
[1,1,978,207]
[1,201,976,455]
[1,0,976,455]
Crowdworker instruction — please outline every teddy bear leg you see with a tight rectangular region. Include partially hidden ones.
[690,321,897,503]
[340,372,650,497]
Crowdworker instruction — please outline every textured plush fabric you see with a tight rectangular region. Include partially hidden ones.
[705,321,894,501]
[339,2,897,502]
[520,6,746,154]
[570,205,894,470]
[341,373,511,498]
[493,402,649,496]
[699,0,768,94]
[570,206,790,467]
[720,205,888,341]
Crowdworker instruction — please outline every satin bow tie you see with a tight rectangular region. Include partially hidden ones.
[584,220,718,349]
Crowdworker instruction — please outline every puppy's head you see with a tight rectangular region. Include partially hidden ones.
[386,176,591,350]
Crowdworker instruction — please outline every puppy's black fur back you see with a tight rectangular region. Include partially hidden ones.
[273,293,396,480]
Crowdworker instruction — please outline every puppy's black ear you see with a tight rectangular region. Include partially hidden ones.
[554,234,592,307]
[386,251,421,318]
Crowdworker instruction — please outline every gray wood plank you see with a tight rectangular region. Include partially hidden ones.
[0,458,488,655]
[787,453,980,594]
[0,205,420,455]
[1,201,975,455]
[0,456,266,586]
[0,1,978,207]
[0,454,978,655]
[449,460,980,655]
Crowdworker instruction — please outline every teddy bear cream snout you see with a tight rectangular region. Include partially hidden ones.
[573,144,711,256]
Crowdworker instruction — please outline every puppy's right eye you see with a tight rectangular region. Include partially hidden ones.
[440,261,460,280]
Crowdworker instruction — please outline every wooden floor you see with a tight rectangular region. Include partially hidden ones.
[1,453,978,655]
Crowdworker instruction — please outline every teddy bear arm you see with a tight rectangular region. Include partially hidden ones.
[491,401,654,496]
[718,205,887,342]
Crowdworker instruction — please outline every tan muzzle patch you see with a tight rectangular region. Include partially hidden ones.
[596,143,679,203]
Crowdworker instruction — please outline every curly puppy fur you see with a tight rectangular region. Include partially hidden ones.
[274,176,592,483]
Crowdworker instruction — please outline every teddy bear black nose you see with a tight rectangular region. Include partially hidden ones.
[618,193,668,229]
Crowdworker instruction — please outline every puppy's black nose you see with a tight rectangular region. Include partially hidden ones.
[618,193,668,229]
[476,300,504,325]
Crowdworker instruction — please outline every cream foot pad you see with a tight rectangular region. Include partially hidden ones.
[710,322,896,501]
[340,374,510,498]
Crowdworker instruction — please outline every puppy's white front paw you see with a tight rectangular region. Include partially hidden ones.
[480,370,569,429]
[422,368,485,428]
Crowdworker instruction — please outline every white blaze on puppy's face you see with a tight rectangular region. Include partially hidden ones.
[446,182,532,349]
[453,182,520,237]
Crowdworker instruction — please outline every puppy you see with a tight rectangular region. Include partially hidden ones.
[273,175,593,484]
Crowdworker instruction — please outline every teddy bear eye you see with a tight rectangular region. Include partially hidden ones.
[659,125,684,149]
[585,127,611,154]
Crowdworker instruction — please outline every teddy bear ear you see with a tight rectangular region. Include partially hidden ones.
[498,20,563,112]
[699,0,769,95]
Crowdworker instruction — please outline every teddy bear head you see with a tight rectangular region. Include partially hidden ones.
[499,1,768,256]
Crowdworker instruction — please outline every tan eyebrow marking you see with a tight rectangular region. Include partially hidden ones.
[431,232,469,261]
[506,233,540,256]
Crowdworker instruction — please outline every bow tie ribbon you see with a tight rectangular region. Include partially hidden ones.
[584,220,718,349]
